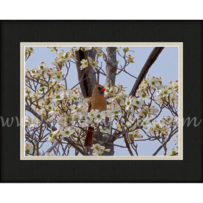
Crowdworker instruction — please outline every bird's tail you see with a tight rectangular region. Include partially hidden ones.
[84,126,94,147]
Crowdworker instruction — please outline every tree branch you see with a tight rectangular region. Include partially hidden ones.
[152,128,178,156]
[130,47,164,96]
[26,105,86,155]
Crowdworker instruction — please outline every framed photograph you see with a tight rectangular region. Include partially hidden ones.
[21,42,183,160]
[0,21,202,182]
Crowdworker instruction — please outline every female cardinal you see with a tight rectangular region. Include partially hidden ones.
[84,83,107,147]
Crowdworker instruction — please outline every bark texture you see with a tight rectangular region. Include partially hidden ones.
[106,47,117,85]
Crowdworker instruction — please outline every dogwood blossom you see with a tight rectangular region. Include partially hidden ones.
[94,47,103,57]
[91,144,110,156]
[126,55,134,63]
[60,127,75,138]
[52,70,64,83]
[25,143,34,154]
[166,146,178,156]
[88,57,99,71]
[80,59,88,70]
[47,130,60,143]
[25,47,34,58]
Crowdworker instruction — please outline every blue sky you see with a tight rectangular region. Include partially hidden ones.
[26,46,178,156]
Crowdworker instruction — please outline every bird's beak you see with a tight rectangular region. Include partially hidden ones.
[101,87,106,92]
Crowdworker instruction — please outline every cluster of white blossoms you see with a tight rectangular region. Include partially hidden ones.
[26,74,178,153]
[26,77,178,153]
[148,115,178,138]
[25,47,178,156]
[25,47,34,58]
[51,49,76,70]
[79,47,103,70]
[116,47,135,63]
[25,116,40,128]
[48,47,103,71]
[26,62,65,84]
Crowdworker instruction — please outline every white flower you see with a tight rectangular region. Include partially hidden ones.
[43,104,54,111]
[94,112,103,123]
[148,77,160,88]
[25,143,34,154]
[80,59,88,70]
[154,96,163,105]
[80,122,89,128]
[29,68,39,77]
[47,130,59,142]
[149,106,159,115]
[57,115,68,126]
[94,47,103,57]
[88,57,99,72]
[61,127,75,138]
[51,50,70,70]
[126,55,134,63]
[99,126,110,134]
[166,147,178,156]
[57,49,71,62]
[52,70,63,83]
[111,109,122,117]
[38,62,47,71]
[37,85,48,95]
[136,90,150,100]
[169,80,178,89]
[141,117,151,129]
[130,97,144,108]
[170,94,178,105]
[87,109,100,119]
[25,47,34,58]
[52,91,65,101]
[101,110,112,118]
[125,99,132,111]
[160,116,173,125]
[160,87,171,97]
[91,144,110,155]
[25,116,39,128]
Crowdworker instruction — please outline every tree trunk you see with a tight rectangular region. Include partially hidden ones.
[106,47,117,85]
[75,49,97,98]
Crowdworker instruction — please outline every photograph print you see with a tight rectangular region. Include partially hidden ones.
[21,43,183,160]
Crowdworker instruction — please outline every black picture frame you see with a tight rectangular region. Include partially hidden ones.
[0,20,202,182]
